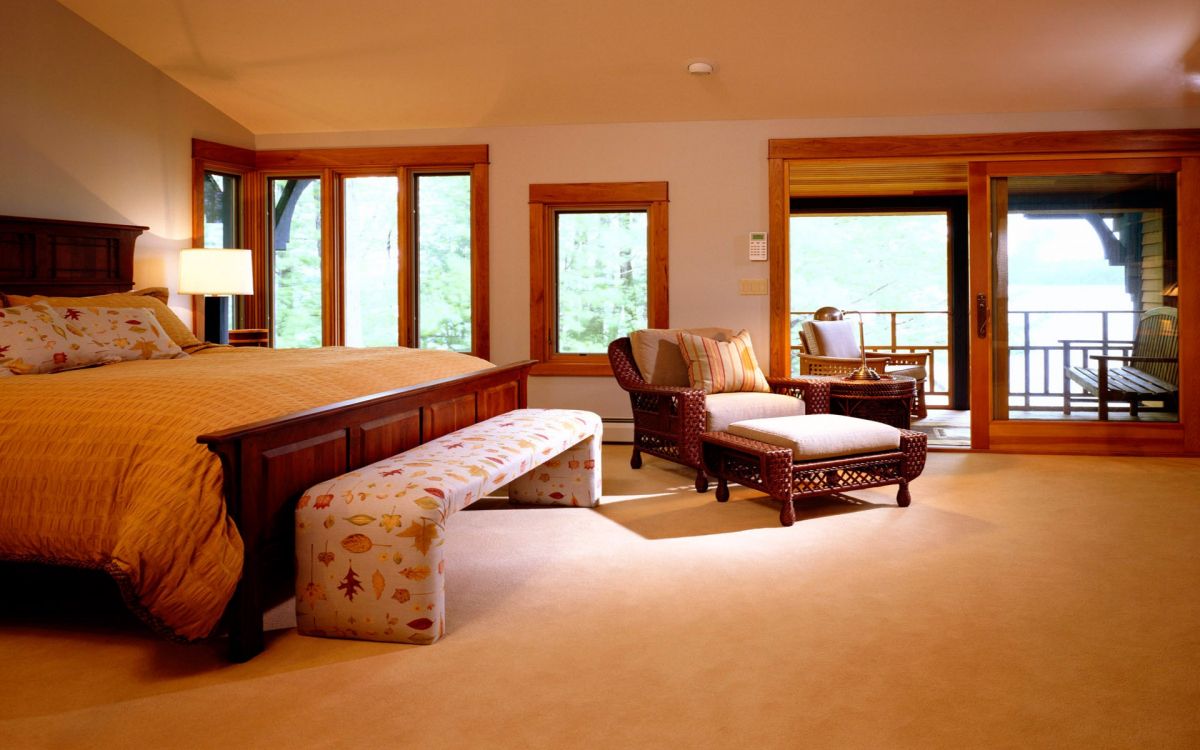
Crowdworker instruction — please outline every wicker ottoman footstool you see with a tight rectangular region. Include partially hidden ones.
[701,413,927,527]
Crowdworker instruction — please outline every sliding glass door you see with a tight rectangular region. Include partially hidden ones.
[971,158,1185,452]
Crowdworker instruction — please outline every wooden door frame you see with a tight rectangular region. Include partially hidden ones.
[972,156,1192,455]
[768,128,1200,456]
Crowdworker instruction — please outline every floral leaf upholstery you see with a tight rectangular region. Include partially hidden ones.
[296,408,602,645]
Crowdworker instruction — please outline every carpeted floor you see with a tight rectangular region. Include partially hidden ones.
[2,446,1199,749]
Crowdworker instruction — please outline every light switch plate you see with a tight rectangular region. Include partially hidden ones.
[739,278,769,295]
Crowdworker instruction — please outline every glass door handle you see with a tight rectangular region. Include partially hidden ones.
[976,293,988,338]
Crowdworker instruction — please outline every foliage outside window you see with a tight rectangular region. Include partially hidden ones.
[343,175,400,347]
[529,182,668,375]
[203,172,240,249]
[789,212,950,391]
[271,177,324,348]
[556,211,649,353]
[416,174,473,351]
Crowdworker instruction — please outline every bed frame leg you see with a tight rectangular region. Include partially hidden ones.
[225,570,264,662]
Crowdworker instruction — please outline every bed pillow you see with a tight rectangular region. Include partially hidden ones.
[676,329,771,394]
[0,303,92,375]
[60,306,187,362]
[6,289,201,350]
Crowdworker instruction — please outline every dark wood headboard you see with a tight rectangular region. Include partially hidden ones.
[0,215,147,298]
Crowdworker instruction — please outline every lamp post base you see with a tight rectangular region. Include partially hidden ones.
[203,295,230,345]
[844,364,882,381]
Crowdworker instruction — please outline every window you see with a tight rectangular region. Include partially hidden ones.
[529,182,669,375]
[343,175,400,347]
[193,141,490,356]
[202,171,241,249]
[191,140,255,333]
[415,173,473,351]
[270,176,323,348]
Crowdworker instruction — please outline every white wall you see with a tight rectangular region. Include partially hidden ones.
[258,108,1200,422]
[0,1,254,323]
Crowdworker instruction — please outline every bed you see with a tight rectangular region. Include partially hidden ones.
[0,214,533,660]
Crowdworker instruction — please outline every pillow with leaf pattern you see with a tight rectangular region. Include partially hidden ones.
[59,306,187,362]
[0,303,88,375]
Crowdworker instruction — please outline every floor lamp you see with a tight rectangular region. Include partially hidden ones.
[179,248,254,345]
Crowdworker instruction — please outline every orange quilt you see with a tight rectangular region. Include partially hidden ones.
[0,346,492,640]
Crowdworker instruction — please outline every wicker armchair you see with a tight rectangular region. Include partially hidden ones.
[609,336,831,492]
[798,319,930,419]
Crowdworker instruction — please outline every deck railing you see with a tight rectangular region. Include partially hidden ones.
[791,308,1140,411]
[790,310,950,402]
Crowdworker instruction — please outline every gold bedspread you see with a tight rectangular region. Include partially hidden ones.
[0,346,492,640]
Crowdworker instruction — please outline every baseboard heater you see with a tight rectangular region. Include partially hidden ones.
[601,417,633,444]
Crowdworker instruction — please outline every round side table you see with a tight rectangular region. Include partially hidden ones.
[805,375,916,429]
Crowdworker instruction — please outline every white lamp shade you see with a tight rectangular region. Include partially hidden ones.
[179,248,254,296]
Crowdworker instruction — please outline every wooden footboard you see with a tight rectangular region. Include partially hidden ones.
[198,359,533,661]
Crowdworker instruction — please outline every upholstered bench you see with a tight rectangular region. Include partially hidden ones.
[295,408,601,645]
[701,414,926,526]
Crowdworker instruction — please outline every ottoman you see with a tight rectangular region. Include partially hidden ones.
[701,413,927,526]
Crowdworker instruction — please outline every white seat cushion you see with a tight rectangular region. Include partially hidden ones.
[705,392,804,432]
[727,413,901,461]
[885,364,926,381]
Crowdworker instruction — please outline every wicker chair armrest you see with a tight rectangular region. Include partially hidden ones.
[767,376,830,414]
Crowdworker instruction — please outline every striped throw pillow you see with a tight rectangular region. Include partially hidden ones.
[676,329,770,394]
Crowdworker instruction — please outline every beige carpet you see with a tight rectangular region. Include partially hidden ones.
[2,446,1199,749]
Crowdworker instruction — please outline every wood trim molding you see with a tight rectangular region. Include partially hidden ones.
[980,156,1182,177]
[529,181,668,204]
[396,167,413,347]
[528,181,669,376]
[769,129,1200,161]
[647,200,670,330]
[471,162,491,360]
[767,157,789,377]
[1179,157,1199,455]
[193,139,256,168]
[256,145,488,170]
[321,169,341,345]
[966,162,991,450]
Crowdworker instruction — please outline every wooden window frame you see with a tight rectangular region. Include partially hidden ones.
[192,140,490,358]
[529,182,669,376]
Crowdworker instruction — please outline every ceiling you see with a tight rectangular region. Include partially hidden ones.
[59,0,1200,135]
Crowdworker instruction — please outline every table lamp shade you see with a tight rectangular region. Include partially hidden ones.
[179,248,254,296]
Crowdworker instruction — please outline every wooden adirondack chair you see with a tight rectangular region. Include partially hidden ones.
[1063,307,1179,420]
